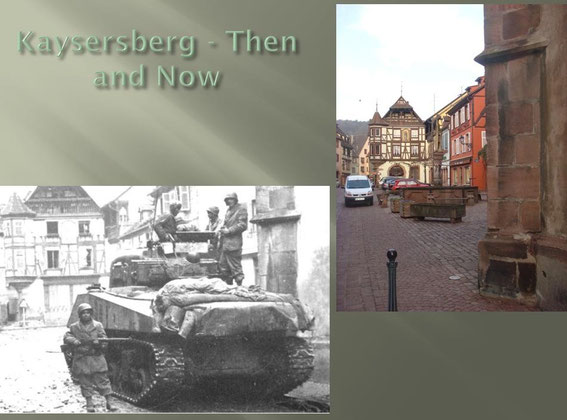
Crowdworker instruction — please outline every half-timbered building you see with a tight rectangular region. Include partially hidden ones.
[367,97,427,184]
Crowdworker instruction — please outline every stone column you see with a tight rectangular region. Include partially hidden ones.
[475,5,567,308]
[250,187,301,296]
[432,151,445,186]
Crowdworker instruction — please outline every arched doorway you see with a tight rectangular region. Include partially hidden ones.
[410,166,420,180]
[389,165,404,177]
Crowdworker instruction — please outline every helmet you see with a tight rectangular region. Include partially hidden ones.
[224,192,238,204]
[169,202,182,213]
[77,303,93,315]
[185,252,201,264]
[206,206,220,215]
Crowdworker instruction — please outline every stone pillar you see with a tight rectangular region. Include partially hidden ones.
[475,5,567,308]
[432,151,445,186]
[250,187,301,296]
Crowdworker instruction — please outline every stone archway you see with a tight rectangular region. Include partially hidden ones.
[389,165,404,177]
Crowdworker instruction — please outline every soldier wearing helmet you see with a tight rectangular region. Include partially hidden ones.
[153,202,183,242]
[218,192,248,285]
[63,303,117,412]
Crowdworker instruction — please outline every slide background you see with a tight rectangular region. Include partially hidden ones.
[1,1,565,419]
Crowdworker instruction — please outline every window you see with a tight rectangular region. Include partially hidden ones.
[119,207,128,224]
[411,145,419,157]
[466,104,470,121]
[336,153,339,162]
[466,133,472,151]
[393,145,401,157]
[393,129,401,140]
[47,250,59,269]
[482,131,487,147]
[46,221,58,236]
[14,221,23,236]
[80,248,92,267]
[364,148,367,154]
[179,186,190,210]
[361,167,365,173]
[442,131,449,151]
[3,221,10,237]
[15,251,24,272]
[162,192,171,214]
[376,128,381,136]
[79,221,90,236]
[411,129,418,140]
[360,157,365,164]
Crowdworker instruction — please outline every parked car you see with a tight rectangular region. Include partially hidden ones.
[380,176,402,190]
[391,178,430,191]
[344,175,374,206]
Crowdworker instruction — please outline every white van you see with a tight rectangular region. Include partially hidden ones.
[344,175,374,206]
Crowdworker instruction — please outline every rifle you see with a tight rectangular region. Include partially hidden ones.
[60,337,132,353]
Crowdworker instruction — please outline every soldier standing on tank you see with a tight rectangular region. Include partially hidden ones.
[205,206,222,257]
[153,202,183,242]
[63,303,117,413]
[218,192,248,285]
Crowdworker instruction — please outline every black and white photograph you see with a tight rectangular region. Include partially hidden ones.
[0,186,329,413]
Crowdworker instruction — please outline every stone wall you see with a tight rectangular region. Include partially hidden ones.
[476,4,567,309]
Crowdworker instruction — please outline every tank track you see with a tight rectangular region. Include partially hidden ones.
[267,337,315,396]
[107,338,186,407]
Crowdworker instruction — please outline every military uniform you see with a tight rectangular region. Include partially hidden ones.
[219,197,248,285]
[63,303,116,412]
[153,213,177,242]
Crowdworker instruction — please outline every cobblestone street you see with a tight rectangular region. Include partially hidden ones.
[336,189,536,311]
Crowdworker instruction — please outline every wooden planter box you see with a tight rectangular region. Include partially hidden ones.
[410,203,466,223]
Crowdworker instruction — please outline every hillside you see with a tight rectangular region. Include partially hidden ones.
[336,120,368,137]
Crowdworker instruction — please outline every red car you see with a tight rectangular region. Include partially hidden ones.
[391,178,430,191]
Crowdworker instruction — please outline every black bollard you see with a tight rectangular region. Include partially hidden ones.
[386,249,398,311]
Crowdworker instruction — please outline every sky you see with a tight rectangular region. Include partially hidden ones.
[337,4,485,122]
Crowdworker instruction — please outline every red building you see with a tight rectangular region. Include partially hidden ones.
[448,76,487,191]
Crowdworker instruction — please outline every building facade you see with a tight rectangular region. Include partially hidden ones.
[0,187,106,325]
[447,77,487,190]
[352,135,370,177]
[368,97,427,184]
[336,124,353,186]
[424,92,469,186]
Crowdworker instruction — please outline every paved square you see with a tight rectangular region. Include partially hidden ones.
[336,190,535,311]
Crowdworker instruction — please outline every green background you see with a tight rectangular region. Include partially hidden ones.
[1,1,565,419]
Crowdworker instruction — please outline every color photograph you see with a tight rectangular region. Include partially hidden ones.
[336,4,567,312]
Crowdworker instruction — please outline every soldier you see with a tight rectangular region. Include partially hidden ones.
[205,206,221,231]
[218,192,248,285]
[63,303,117,413]
[206,206,222,258]
[153,202,182,242]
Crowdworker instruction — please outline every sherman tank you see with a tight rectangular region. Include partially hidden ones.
[62,231,315,407]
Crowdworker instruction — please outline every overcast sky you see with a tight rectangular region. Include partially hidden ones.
[337,4,485,122]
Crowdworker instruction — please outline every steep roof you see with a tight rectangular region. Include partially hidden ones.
[25,186,101,216]
[0,193,36,218]
[369,111,389,126]
[383,95,424,123]
[352,134,368,156]
[389,96,413,110]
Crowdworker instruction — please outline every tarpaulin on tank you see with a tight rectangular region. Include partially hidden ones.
[151,277,314,337]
